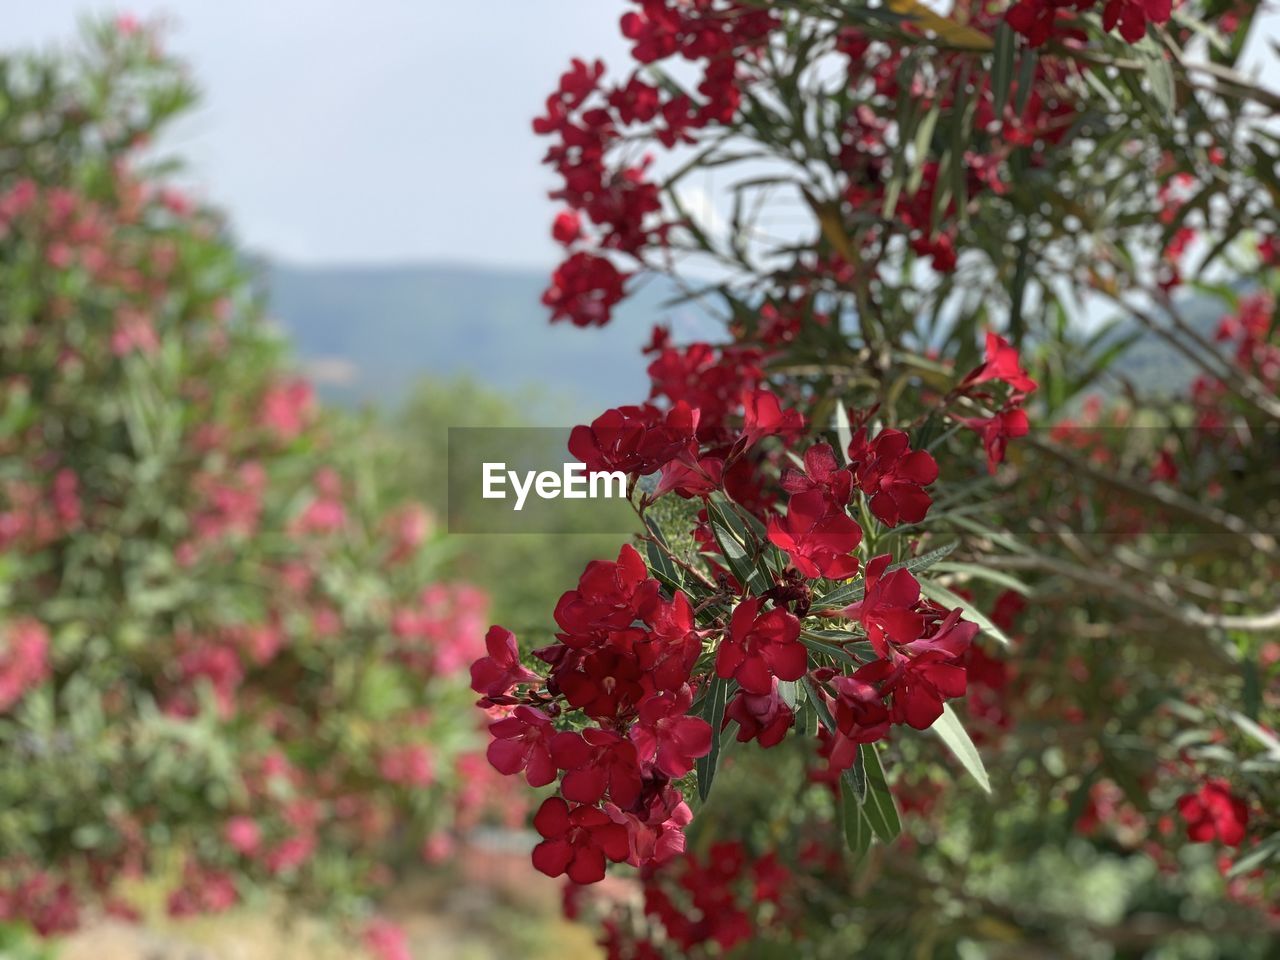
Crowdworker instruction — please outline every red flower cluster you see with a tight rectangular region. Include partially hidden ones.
[541,251,629,328]
[960,333,1039,473]
[585,839,792,958]
[533,4,781,326]
[476,371,1002,883]
[846,427,939,527]
[1177,779,1250,847]
[473,544,710,883]
[1005,0,1171,45]
[0,618,49,712]
[803,554,981,767]
[569,401,699,476]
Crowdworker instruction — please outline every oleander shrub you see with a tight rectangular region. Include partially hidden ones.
[474,1,1280,956]
[0,20,516,953]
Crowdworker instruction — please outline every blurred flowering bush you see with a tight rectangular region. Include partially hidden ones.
[0,20,515,949]
[478,0,1280,956]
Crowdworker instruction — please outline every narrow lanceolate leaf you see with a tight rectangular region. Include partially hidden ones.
[847,743,869,803]
[776,679,799,710]
[842,780,874,857]
[799,630,860,666]
[1228,833,1280,878]
[931,702,992,793]
[886,0,994,50]
[813,542,957,610]
[895,542,959,578]
[1013,47,1037,115]
[931,561,1032,596]
[711,521,769,593]
[834,403,854,462]
[906,104,941,196]
[991,22,1015,115]
[1229,711,1280,759]
[803,676,838,731]
[695,675,729,803]
[644,531,681,590]
[918,577,1013,647]
[860,743,902,842]
[1137,38,1176,120]
[813,577,865,610]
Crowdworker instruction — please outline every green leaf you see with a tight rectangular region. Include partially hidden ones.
[906,104,941,197]
[991,22,1015,116]
[842,780,874,857]
[1228,833,1280,878]
[646,539,683,593]
[1013,47,1037,115]
[711,521,765,592]
[695,675,729,803]
[1139,39,1176,120]
[834,403,854,461]
[930,702,991,793]
[813,542,957,610]
[799,630,860,666]
[930,561,1032,596]
[860,744,902,842]
[918,577,1013,646]
[1230,711,1280,758]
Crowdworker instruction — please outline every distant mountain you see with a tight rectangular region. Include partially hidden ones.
[1106,286,1243,393]
[263,262,708,419]
[263,260,1242,419]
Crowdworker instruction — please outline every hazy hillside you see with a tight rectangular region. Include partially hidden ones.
[264,262,711,419]
[264,261,1238,418]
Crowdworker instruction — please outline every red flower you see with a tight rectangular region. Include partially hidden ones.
[636,591,703,692]
[990,589,1027,633]
[962,406,1030,475]
[900,606,980,661]
[654,452,724,499]
[842,554,925,658]
[531,797,631,884]
[611,781,693,867]
[569,402,698,477]
[1102,0,1171,42]
[716,597,806,695]
[767,489,862,580]
[1005,0,1073,47]
[725,679,794,748]
[739,388,805,450]
[469,626,540,699]
[965,332,1038,395]
[846,427,938,527]
[1177,780,1249,847]
[630,689,713,778]
[558,727,644,807]
[543,252,628,327]
[781,443,852,504]
[552,209,582,245]
[486,706,565,787]
[554,544,661,641]
[558,647,647,720]
[828,674,892,762]
[647,342,764,440]
[855,654,968,730]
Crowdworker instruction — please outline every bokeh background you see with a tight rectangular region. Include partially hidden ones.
[3,3,1279,959]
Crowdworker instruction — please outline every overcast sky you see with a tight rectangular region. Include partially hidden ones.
[7,1,631,270]
[7,3,1279,272]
